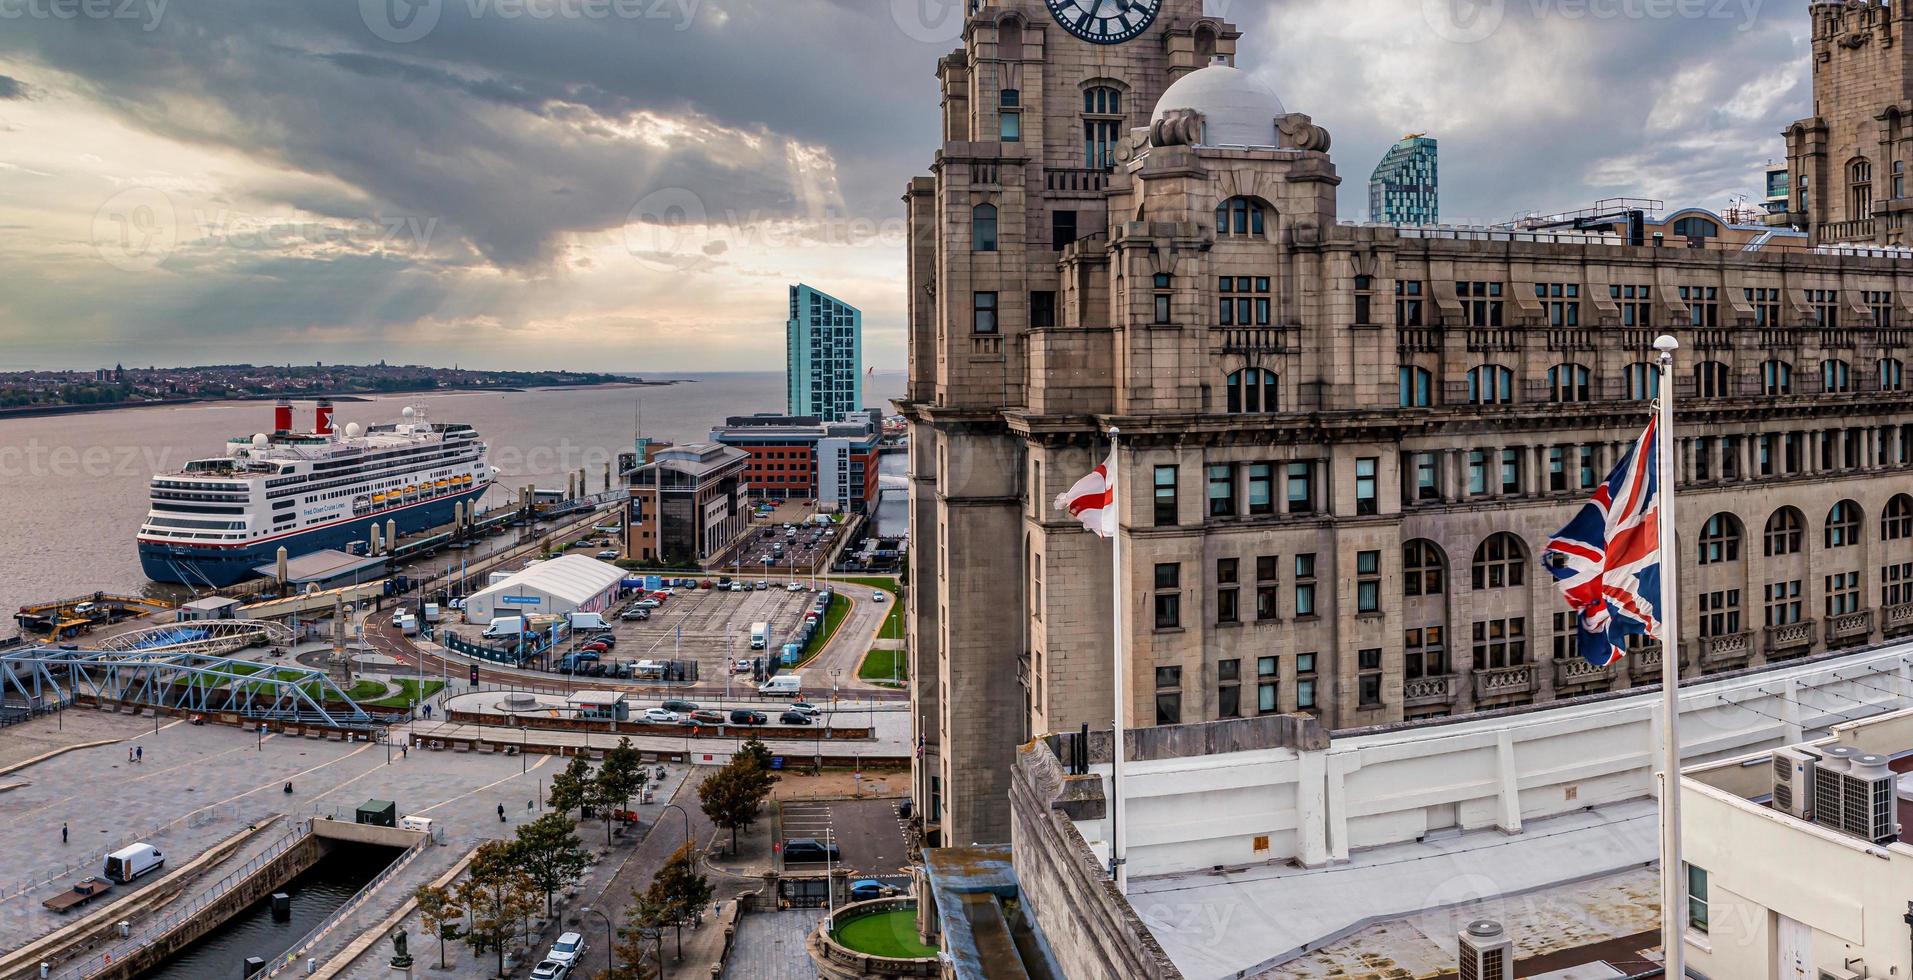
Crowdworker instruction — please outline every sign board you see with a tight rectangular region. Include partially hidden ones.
[499,595,541,606]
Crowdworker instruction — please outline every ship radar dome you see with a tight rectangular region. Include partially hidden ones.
[1150,59,1286,148]
[345,421,363,439]
[251,433,269,448]
[401,406,416,422]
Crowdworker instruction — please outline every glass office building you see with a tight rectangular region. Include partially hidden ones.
[1369,135,1440,226]
[786,283,864,422]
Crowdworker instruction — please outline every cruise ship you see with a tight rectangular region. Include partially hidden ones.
[137,399,496,587]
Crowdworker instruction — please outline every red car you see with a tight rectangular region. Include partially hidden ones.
[580,641,610,654]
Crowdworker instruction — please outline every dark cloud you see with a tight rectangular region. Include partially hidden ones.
[0,74,28,99]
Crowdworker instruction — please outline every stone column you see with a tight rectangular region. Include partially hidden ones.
[1442,449,1460,503]
[1738,433,1753,479]
[1802,431,1817,476]
[1710,437,1726,482]
[1275,462,1289,514]
[1533,444,1550,494]
[1680,438,1696,485]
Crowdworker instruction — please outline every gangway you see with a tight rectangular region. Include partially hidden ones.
[94,619,294,657]
[14,593,174,636]
[0,648,373,728]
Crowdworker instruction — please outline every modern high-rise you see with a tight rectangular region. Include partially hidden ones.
[1369,134,1439,225]
[786,284,863,421]
[903,0,1913,845]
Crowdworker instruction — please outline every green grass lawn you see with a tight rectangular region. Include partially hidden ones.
[832,909,938,959]
[344,680,389,701]
[798,594,850,664]
[857,648,906,683]
[832,576,905,641]
[365,678,446,709]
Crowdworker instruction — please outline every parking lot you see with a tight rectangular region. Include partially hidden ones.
[710,520,841,576]
[549,581,829,684]
[777,797,911,879]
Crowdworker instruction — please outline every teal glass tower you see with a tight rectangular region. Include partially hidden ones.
[1369,135,1440,226]
[786,283,863,421]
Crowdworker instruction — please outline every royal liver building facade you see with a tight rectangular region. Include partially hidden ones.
[903,0,1913,845]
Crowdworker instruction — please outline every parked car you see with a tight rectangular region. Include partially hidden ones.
[872,591,887,603]
[643,708,680,724]
[580,641,610,654]
[731,660,753,675]
[633,598,660,609]
[529,960,570,980]
[621,607,651,621]
[785,701,820,716]
[729,709,767,726]
[779,711,813,725]
[756,580,770,590]
[546,932,587,968]
[786,582,806,592]
[596,550,620,560]
[660,698,698,713]
[781,838,840,864]
[849,880,887,902]
[688,709,726,724]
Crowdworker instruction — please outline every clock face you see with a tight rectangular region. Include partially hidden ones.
[1045,0,1161,45]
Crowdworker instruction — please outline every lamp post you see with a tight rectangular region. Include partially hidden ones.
[660,802,693,853]
[580,905,615,980]
[520,726,527,774]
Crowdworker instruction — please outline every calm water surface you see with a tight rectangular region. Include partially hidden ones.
[0,372,904,615]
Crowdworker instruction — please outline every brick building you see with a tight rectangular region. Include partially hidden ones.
[1783,0,1913,246]
[625,443,750,566]
[710,414,884,513]
[903,0,1913,845]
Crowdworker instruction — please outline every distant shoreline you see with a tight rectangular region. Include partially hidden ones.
[0,379,682,422]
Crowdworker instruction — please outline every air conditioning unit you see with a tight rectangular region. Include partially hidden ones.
[1845,755,1899,845]
[1814,745,1862,833]
[1773,745,1819,821]
[1819,967,1865,980]
[1458,919,1512,980]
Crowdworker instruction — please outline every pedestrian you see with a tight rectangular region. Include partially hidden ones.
[497,803,506,822]
[401,744,408,759]
[127,746,134,764]
[135,745,142,764]
[61,822,67,845]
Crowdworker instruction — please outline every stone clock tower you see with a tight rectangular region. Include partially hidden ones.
[901,0,1249,846]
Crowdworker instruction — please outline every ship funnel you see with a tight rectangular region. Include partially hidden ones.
[273,399,293,433]
[315,399,336,436]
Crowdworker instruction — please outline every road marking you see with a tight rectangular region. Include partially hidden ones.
[411,753,554,816]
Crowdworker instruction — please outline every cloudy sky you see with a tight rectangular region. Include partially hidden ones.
[0,0,1808,373]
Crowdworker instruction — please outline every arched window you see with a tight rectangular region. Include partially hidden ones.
[1467,365,1515,405]
[1547,363,1591,403]
[1826,500,1862,548]
[1694,361,1730,399]
[1850,157,1874,222]
[1761,360,1794,396]
[1471,532,1527,590]
[1224,369,1278,414]
[1821,358,1852,393]
[1403,540,1446,596]
[1622,362,1659,401]
[1398,366,1433,408]
[1764,507,1804,556]
[972,204,998,252]
[1884,494,1913,540]
[1216,197,1268,237]
[1880,357,1904,392]
[1697,513,1742,565]
[1083,86,1123,169]
[1672,216,1720,239]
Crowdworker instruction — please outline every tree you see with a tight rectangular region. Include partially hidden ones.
[591,737,648,844]
[653,842,714,960]
[697,760,771,857]
[736,736,775,774]
[413,884,464,970]
[510,812,590,917]
[611,887,672,978]
[457,841,539,979]
[547,755,593,819]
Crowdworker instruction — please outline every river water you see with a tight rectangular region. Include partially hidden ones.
[0,371,905,616]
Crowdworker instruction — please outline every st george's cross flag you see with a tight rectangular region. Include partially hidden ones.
[1054,448,1118,538]
[1542,416,1665,668]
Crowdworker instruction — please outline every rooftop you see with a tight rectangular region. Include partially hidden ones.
[469,553,625,605]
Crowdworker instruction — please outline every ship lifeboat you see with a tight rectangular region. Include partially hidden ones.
[402,485,419,501]
[352,495,372,516]
[372,492,389,506]
[434,478,451,494]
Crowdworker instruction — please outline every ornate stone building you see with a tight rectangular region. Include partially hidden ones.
[904,0,1913,846]
[1784,0,1913,245]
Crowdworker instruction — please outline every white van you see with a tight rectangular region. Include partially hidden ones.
[483,616,526,639]
[568,612,607,631]
[758,675,802,697]
[750,622,769,650]
[104,843,164,884]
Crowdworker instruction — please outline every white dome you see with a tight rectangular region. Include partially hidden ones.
[1151,62,1286,148]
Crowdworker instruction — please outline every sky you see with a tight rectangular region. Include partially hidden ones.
[0,0,1811,373]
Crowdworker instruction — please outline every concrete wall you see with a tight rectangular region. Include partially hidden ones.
[1009,741,1183,980]
[1064,640,1913,877]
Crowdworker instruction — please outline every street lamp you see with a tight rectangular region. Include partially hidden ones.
[659,802,693,853]
[520,726,527,774]
[580,905,615,980]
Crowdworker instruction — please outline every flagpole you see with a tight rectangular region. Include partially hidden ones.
[1653,334,1685,978]
[1109,426,1128,895]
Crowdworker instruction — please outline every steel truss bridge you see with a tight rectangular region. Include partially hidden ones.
[94,619,295,657]
[0,648,372,728]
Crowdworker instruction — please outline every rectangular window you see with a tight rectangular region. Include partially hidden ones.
[1698,590,1741,638]
[1295,653,1317,710]
[1467,450,1489,496]
[1867,290,1894,328]
[1153,465,1178,527]
[1154,666,1181,725]
[1404,626,1446,678]
[1764,580,1803,626]
[1470,617,1527,670]
[1355,457,1378,516]
[1207,464,1236,518]
[1256,556,1279,621]
[1256,656,1278,713]
[1687,865,1709,934]
[1217,658,1241,718]
[1357,648,1382,707]
[1500,448,1521,495]
[1412,452,1439,501]
[1051,209,1077,251]
[1356,550,1381,613]
[1457,281,1505,327]
[1548,447,1567,492]
[1216,558,1239,625]
[1746,287,1781,328]
[1885,562,1913,606]
[1286,461,1316,514]
[1826,571,1861,616]
[1246,463,1274,515]
[973,291,998,334]
[1681,286,1719,328]
[999,91,1021,142]
[1807,287,1839,328]
[1154,563,1181,629]
[1535,282,1581,326]
[1294,554,1317,618]
[1030,291,1056,328]
[1612,284,1653,327]
[1396,280,1424,326]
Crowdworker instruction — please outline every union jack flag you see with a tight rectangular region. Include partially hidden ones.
[1542,416,1664,668]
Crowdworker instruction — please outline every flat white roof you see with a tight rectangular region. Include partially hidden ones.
[471,554,625,606]
[568,690,625,706]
